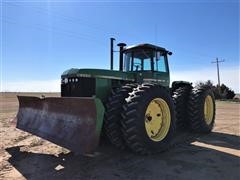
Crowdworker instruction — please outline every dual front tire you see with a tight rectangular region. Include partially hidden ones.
[121,84,175,154]
[104,83,215,154]
[105,83,175,154]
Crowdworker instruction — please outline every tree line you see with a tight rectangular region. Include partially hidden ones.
[196,80,236,99]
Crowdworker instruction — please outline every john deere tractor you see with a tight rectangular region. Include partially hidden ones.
[16,39,216,154]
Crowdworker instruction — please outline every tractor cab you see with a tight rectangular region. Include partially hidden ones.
[114,43,172,85]
[122,44,172,73]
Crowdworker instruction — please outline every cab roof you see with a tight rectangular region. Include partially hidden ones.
[123,43,168,53]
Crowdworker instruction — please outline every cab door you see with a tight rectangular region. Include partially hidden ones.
[141,56,156,83]
[153,53,170,87]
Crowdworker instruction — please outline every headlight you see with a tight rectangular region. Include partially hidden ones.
[64,78,68,84]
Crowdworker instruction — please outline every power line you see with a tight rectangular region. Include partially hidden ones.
[7,2,143,41]
[1,16,107,46]
[4,3,109,44]
[3,2,225,63]
[7,3,133,39]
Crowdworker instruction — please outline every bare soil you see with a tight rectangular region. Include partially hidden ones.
[0,92,239,180]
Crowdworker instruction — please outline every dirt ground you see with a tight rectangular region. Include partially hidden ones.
[0,92,239,180]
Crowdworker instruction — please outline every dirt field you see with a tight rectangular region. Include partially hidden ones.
[0,92,239,180]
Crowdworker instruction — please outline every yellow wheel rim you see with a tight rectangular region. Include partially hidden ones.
[204,95,214,125]
[144,98,171,142]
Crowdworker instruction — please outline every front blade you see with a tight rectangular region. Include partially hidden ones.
[16,96,104,154]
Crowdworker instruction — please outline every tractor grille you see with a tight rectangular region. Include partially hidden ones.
[61,77,96,97]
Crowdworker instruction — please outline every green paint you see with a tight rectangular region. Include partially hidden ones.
[62,68,135,81]
[62,68,170,100]
[95,78,112,100]
[94,97,105,135]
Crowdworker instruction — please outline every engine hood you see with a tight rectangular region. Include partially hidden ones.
[61,68,135,81]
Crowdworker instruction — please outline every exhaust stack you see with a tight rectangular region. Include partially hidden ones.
[110,38,115,70]
[117,43,127,71]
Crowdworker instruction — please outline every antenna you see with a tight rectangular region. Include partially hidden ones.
[154,24,158,44]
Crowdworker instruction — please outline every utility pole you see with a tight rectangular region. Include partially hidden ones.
[211,58,225,88]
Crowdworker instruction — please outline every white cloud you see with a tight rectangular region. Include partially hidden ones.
[2,79,60,92]
[1,66,239,93]
[171,66,240,93]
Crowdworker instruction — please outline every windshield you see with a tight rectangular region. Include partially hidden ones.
[123,50,168,72]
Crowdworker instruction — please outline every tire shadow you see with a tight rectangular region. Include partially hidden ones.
[196,131,240,150]
[5,132,240,180]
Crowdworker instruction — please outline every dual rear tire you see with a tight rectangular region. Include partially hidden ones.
[173,85,216,133]
[188,87,216,133]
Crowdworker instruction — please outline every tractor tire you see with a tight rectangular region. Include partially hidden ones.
[121,83,175,154]
[104,84,136,149]
[172,86,192,130]
[188,86,216,133]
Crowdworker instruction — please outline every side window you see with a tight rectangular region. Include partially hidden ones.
[143,59,151,70]
[155,52,167,72]
[133,58,142,71]
[124,52,132,71]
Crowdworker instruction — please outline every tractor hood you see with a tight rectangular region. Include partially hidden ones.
[61,68,135,82]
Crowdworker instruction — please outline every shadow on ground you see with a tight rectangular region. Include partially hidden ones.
[6,132,240,180]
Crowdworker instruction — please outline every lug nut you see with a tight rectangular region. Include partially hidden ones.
[146,115,152,121]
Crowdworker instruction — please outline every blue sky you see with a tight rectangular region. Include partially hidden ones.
[1,0,239,92]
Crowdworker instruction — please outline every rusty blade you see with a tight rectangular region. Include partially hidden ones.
[16,96,103,154]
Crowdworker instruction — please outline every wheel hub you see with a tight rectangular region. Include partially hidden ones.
[145,98,171,142]
[204,95,214,125]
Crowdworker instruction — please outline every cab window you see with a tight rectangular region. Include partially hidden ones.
[124,50,153,71]
[124,50,168,72]
[143,58,151,70]
[133,57,142,71]
[154,52,167,72]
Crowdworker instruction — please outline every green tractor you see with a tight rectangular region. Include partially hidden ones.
[16,39,216,154]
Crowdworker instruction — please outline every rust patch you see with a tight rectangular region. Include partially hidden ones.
[16,96,99,154]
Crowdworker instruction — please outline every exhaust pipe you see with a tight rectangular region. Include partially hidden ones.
[117,43,127,71]
[110,38,115,70]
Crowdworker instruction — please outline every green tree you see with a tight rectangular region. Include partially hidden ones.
[195,80,235,99]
